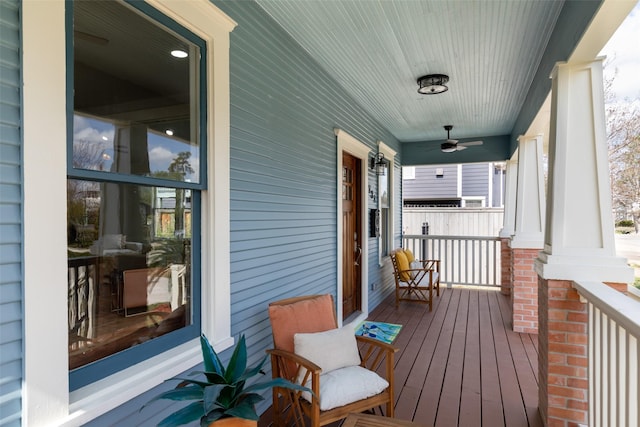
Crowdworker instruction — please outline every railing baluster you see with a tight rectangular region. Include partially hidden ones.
[400,235,501,288]
[574,281,640,427]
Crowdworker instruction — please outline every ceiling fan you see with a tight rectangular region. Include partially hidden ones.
[441,125,483,153]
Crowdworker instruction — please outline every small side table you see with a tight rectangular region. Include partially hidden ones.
[342,413,429,427]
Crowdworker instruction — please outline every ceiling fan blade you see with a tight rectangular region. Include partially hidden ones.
[456,145,467,151]
[458,140,483,147]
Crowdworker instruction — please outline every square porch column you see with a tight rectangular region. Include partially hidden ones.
[499,159,518,296]
[535,59,633,427]
[511,135,545,333]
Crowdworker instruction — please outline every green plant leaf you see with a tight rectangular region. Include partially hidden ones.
[157,401,205,427]
[171,377,215,388]
[225,335,248,384]
[237,354,268,382]
[200,409,226,426]
[200,334,225,377]
[243,377,312,396]
[190,370,226,385]
[237,392,265,407]
[225,402,260,421]
[202,384,226,413]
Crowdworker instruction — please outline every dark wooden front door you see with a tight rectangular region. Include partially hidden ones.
[342,152,362,319]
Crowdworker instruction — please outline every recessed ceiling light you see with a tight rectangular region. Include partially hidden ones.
[165,129,174,136]
[171,49,188,58]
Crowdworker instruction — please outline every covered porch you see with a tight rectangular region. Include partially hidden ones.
[261,287,541,427]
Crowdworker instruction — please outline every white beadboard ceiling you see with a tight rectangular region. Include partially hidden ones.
[255,0,565,143]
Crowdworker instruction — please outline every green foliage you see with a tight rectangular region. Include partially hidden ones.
[142,334,311,426]
[617,219,634,227]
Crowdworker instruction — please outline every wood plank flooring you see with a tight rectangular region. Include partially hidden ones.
[260,287,541,427]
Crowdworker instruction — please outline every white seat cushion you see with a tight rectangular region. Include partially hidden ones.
[300,365,389,411]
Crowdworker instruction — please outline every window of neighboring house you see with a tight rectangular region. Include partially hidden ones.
[462,197,485,208]
[67,0,205,390]
[403,166,415,180]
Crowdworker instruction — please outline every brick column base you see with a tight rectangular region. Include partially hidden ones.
[500,238,512,296]
[539,278,588,427]
[512,248,539,333]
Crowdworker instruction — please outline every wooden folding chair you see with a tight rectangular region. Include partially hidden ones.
[389,249,440,310]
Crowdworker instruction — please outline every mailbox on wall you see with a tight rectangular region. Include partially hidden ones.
[369,209,380,238]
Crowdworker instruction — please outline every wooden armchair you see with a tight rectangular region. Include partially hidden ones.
[389,248,440,310]
[266,294,398,427]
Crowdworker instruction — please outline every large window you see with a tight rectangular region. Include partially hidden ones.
[377,142,396,264]
[24,0,233,423]
[67,0,204,389]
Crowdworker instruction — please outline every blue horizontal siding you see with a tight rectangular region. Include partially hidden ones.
[0,0,23,426]
[84,0,402,424]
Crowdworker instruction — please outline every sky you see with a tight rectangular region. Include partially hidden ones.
[599,1,640,104]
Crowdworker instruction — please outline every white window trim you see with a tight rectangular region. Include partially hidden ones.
[335,129,371,328]
[462,197,486,208]
[22,1,236,425]
[377,141,396,266]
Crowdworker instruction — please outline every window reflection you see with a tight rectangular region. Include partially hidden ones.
[67,179,192,370]
[73,115,199,182]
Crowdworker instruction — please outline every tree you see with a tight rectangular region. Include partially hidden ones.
[606,67,640,233]
[168,152,195,237]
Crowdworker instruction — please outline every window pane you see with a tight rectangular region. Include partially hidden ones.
[67,179,192,370]
[72,1,200,183]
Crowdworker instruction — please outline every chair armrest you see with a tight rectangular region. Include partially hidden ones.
[355,336,398,380]
[267,348,322,375]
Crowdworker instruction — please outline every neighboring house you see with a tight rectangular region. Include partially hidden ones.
[0,1,635,427]
[402,163,506,208]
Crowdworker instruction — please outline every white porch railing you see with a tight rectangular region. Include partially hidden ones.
[573,281,640,427]
[402,234,501,288]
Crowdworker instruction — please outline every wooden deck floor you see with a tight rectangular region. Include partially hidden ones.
[261,287,541,427]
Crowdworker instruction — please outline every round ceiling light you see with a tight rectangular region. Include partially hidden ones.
[171,49,188,58]
[417,74,449,95]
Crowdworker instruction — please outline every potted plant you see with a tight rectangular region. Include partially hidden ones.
[143,334,311,426]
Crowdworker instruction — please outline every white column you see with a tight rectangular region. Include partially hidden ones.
[499,158,518,238]
[511,135,545,249]
[535,59,632,283]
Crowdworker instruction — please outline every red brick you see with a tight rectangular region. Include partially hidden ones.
[548,374,567,386]
[548,300,586,311]
[549,343,587,356]
[548,321,587,333]
[566,312,588,323]
[566,334,588,345]
[547,407,587,423]
[548,332,567,343]
[548,353,567,364]
[567,399,589,411]
[567,356,587,367]
[548,385,586,399]
[548,365,587,378]
[567,378,588,389]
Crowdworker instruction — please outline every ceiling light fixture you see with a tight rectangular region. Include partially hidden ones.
[171,49,188,58]
[417,74,449,95]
